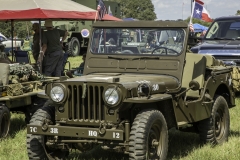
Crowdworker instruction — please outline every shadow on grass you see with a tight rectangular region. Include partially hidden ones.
[167,129,202,159]
[68,145,129,160]
[66,129,203,160]
[7,113,26,138]
[230,130,240,137]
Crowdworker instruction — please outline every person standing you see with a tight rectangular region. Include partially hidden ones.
[40,20,68,77]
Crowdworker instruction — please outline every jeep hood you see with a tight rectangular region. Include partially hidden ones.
[66,73,179,92]
[191,40,240,55]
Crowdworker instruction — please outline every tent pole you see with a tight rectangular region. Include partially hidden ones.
[38,19,42,74]
[11,20,14,61]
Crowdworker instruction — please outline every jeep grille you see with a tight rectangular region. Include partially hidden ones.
[67,84,105,122]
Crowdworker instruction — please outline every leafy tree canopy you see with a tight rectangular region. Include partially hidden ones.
[236,10,240,15]
[0,21,32,39]
[107,0,156,20]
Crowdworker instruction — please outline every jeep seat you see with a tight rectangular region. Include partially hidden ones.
[204,54,225,67]
[204,54,215,67]
[182,53,207,98]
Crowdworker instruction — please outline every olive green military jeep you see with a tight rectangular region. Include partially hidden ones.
[27,21,235,160]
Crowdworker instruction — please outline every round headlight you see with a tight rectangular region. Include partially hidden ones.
[104,88,120,105]
[50,86,65,102]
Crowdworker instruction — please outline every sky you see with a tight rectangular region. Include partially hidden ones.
[152,0,239,21]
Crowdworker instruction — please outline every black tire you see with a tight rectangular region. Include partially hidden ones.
[27,109,68,160]
[198,95,230,145]
[68,37,80,57]
[129,110,168,160]
[25,96,47,124]
[0,104,10,138]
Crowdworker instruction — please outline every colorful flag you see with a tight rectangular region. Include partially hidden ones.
[97,0,107,20]
[193,0,212,22]
[108,6,113,16]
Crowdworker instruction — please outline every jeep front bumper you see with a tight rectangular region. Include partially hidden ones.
[27,124,124,141]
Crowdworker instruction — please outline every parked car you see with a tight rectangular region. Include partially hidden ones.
[191,15,240,66]
[0,33,23,54]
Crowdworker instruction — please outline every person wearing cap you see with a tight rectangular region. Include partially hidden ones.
[32,23,40,63]
[40,20,68,77]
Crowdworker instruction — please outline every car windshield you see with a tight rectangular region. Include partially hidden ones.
[205,20,240,40]
[90,28,185,55]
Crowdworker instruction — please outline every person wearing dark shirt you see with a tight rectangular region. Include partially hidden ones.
[40,20,68,77]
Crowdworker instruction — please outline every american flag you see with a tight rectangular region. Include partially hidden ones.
[97,0,107,20]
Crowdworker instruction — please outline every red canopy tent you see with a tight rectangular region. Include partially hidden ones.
[0,0,121,72]
[0,0,121,21]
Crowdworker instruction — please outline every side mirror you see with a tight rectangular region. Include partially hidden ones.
[189,80,200,91]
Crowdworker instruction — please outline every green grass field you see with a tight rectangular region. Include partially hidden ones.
[1,99,240,160]
[1,55,240,160]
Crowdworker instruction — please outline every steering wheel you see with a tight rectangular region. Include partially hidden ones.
[151,46,178,55]
[121,50,134,54]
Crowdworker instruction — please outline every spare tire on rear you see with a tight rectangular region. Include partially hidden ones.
[68,37,80,57]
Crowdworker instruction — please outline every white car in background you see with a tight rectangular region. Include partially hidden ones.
[0,33,23,54]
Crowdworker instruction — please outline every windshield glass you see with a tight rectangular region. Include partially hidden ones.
[90,28,185,55]
[206,20,240,39]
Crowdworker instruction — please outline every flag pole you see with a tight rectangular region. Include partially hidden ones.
[182,1,184,20]
[189,0,196,24]
[191,0,193,14]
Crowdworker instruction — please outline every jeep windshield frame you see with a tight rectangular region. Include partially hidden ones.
[85,21,189,86]
[90,28,185,56]
[205,19,240,40]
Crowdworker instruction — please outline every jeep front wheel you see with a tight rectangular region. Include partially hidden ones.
[27,109,68,160]
[129,110,168,160]
[198,95,230,145]
[0,104,10,138]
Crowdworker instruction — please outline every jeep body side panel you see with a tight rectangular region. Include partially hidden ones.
[174,70,233,125]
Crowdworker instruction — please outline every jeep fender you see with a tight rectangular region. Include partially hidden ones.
[124,94,177,129]
[204,73,234,107]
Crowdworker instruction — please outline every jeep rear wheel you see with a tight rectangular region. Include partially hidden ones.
[0,104,10,138]
[129,110,168,160]
[198,95,230,145]
[27,109,68,160]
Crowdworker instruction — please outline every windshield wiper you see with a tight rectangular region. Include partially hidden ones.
[108,56,159,61]
[108,56,129,60]
[213,37,225,40]
[132,56,160,60]
[213,37,236,40]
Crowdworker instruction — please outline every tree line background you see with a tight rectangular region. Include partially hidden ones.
[0,0,239,39]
